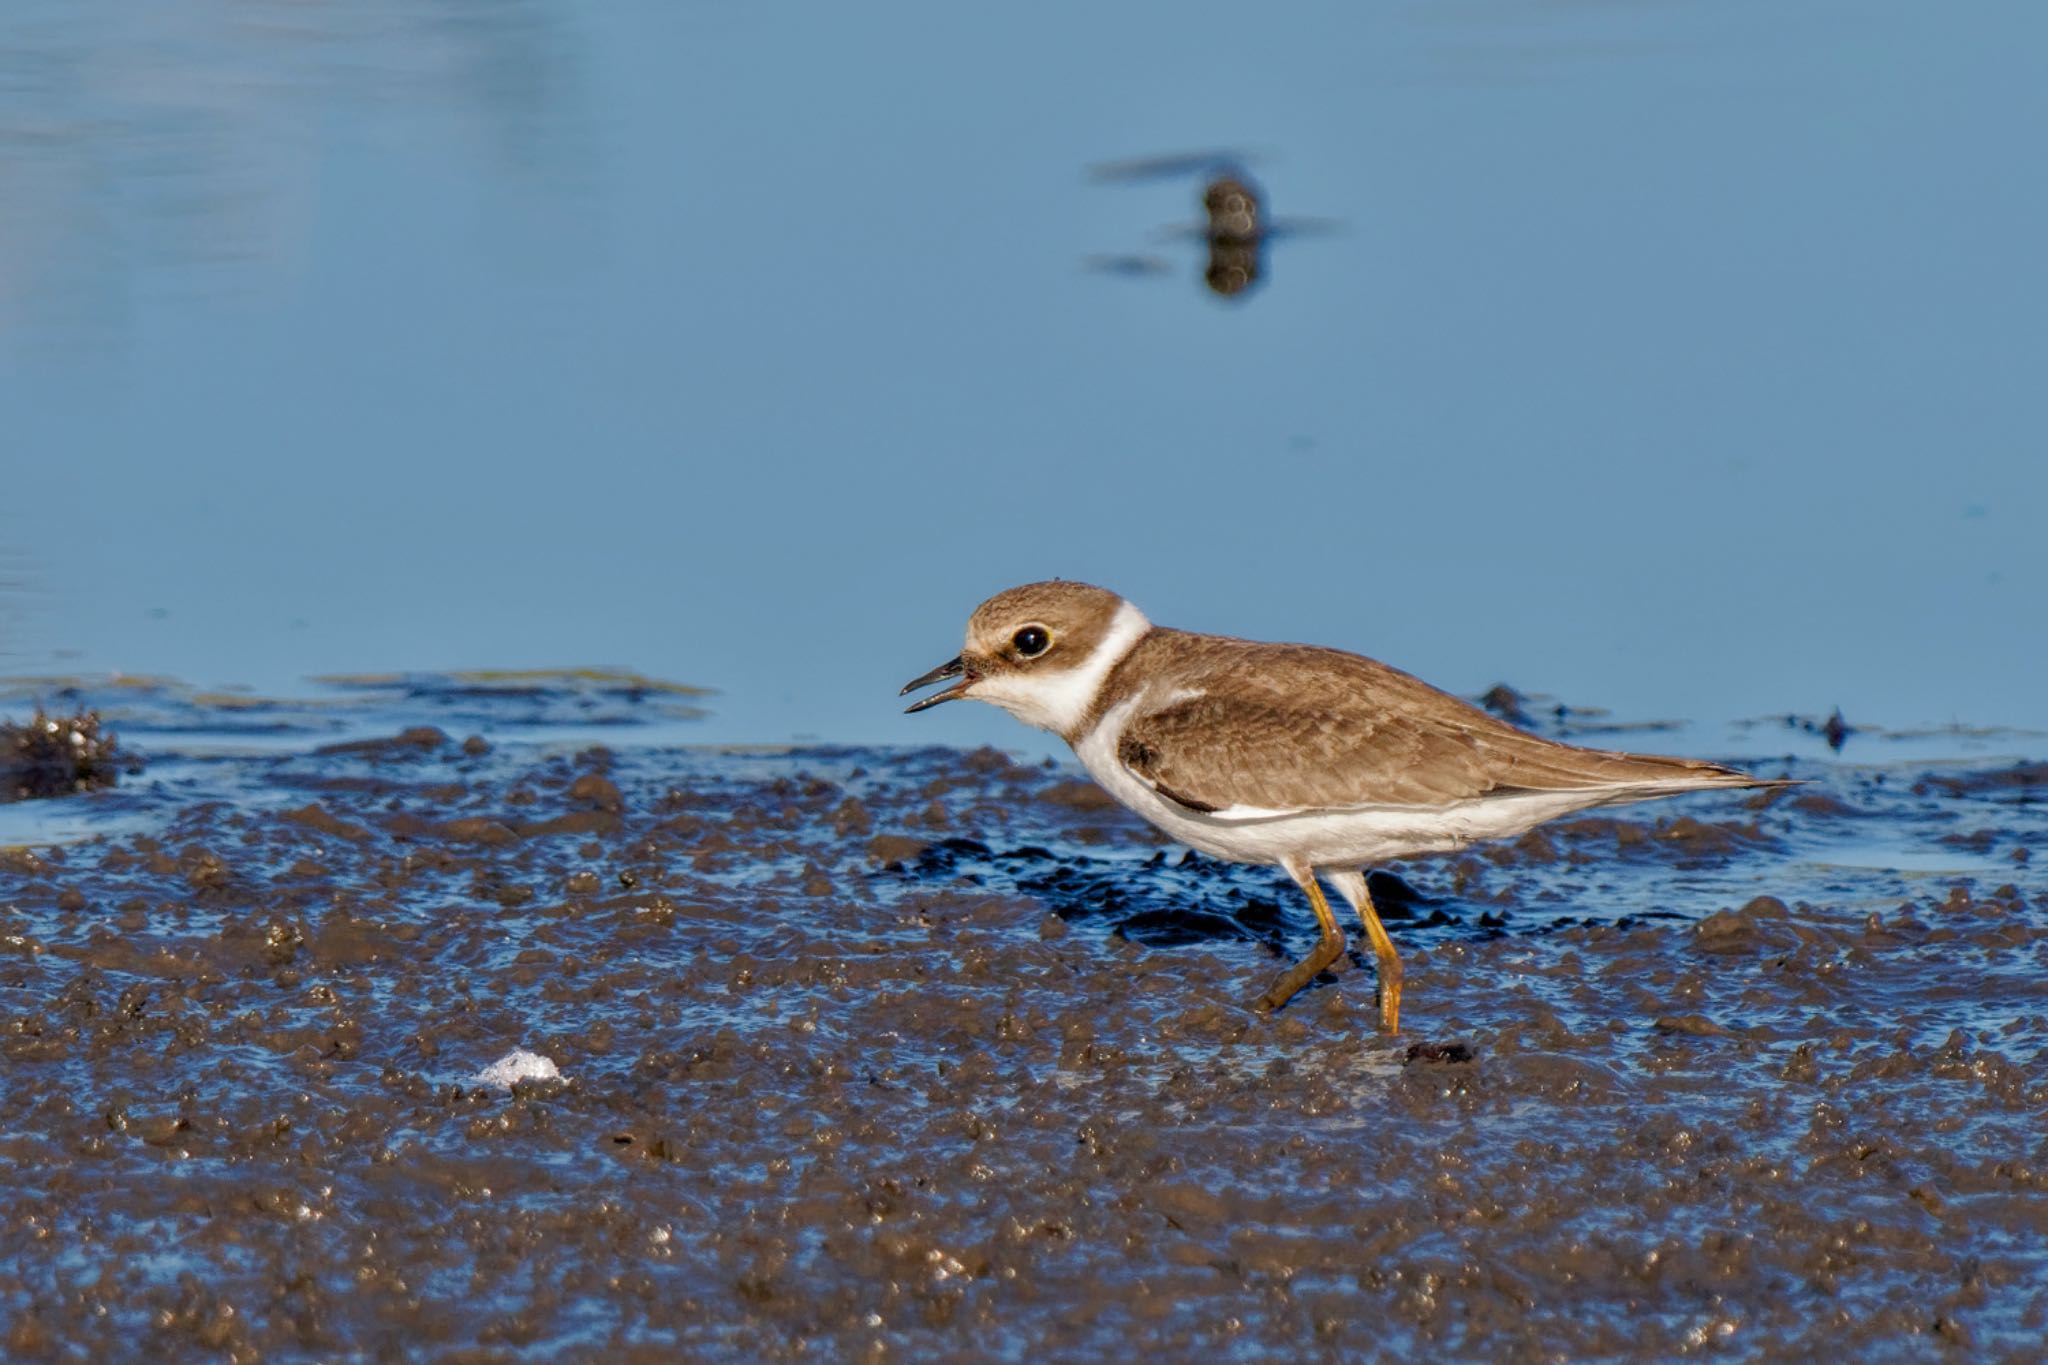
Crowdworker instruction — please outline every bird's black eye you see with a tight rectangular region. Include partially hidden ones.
[1012,626,1051,657]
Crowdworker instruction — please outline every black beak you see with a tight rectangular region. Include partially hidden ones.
[900,656,971,714]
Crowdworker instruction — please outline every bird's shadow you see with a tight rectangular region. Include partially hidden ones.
[878,838,1478,958]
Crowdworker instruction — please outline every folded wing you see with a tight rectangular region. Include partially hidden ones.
[1111,642,1767,819]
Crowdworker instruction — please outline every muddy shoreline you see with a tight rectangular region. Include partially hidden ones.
[2,720,2044,1359]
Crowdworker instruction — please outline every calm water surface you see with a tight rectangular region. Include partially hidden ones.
[2,0,2044,749]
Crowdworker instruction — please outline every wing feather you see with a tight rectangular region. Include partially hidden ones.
[1107,635,1762,816]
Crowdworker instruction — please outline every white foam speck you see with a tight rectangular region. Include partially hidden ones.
[474,1049,561,1089]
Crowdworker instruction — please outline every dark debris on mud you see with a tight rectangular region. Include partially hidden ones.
[2,709,130,803]
[1,724,2047,1360]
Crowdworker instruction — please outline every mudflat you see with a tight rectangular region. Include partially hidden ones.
[1,685,2043,1359]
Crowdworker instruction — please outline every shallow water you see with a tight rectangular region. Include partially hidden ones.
[4,0,2047,744]
[2,683,2044,1357]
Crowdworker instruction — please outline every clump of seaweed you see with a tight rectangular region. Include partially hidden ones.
[2,709,128,802]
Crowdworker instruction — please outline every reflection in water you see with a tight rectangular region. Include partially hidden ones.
[1200,174,1263,297]
[1087,150,1336,300]
[0,0,589,347]
[1785,707,1855,753]
[1078,253,1175,278]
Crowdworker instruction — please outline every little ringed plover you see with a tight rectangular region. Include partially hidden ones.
[901,580,1788,1033]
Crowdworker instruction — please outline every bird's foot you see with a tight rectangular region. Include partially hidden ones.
[1254,933,1346,1014]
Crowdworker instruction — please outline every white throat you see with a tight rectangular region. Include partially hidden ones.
[968,599,1150,737]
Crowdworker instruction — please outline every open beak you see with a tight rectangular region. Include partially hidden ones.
[900,656,973,714]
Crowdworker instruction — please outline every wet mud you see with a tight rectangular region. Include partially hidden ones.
[1,683,2045,1359]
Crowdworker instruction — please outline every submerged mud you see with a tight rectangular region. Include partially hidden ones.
[1,688,2045,1359]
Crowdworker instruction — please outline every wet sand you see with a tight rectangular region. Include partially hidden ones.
[2,703,2045,1359]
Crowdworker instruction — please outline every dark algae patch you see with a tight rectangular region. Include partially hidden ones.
[1,685,2046,1357]
[2,708,130,801]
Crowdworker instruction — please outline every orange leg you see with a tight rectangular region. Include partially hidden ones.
[1255,861,1347,1014]
[1329,870,1402,1034]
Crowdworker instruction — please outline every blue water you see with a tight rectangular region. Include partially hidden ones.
[3,0,2044,750]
